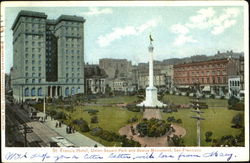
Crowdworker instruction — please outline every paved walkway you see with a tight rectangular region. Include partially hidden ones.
[37,112,104,147]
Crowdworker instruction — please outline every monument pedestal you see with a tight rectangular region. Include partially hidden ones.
[137,86,166,107]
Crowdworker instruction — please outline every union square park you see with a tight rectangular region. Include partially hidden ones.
[5,35,245,147]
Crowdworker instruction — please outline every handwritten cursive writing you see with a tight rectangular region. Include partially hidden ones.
[4,151,237,162]
[203,151,234,161]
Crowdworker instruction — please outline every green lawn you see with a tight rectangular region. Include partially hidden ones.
[35,95,242,147]
[44,95,143,146]
[161,107,243,146]
[95,95,139,104]
[162,94,228,107]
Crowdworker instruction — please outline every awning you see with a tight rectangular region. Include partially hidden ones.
[177,86,189,89]
[202,85,210,92]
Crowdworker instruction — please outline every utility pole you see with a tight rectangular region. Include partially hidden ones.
[191,80,205,146]
[43,96,46,122]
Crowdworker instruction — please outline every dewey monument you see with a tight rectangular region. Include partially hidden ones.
[137,35,166,107]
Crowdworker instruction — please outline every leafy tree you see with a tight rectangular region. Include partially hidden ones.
[80,123,90,132]
[91,116,98,123]
[205,131,213,142]
[170,134,185,146]
[231,113,244,128]
[228,96,240,106]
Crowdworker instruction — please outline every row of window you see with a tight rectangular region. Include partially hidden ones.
[25,47,42,52]
[229,80,240,87]
[25,41,42,46]
[66,44,80,48]
[65,87,80,96]
[66,79,81,83]
[65,67,81,72]
[175,76,227,84]
[24,87,43,96]
[25,67,42,71]
[176,63,226,71]
[25,73,42,77]
[65,49,80,54]
[25,54,42,60]
[25,34,43,40]
[25,78,42,84]
[25,60,42,65]
[176,70,227,77]
[65,61,81,66]
[66,55,81,60]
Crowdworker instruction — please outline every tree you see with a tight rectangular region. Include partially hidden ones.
[170,134,185,146]
[91,116,98,123]
[231,113,244,128]
[205,131,213,142]
[228,96,240,106]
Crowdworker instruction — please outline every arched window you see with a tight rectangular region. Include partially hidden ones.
[237,81,240,86]
[77,87,80,94]
[71,87,75,95]
[25,88,29,96]
[31,88,36,96]
[65,87,69,96]
[38,88,42,96]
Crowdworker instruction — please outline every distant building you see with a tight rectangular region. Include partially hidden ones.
[99,58,132,79]
[11,10,85,102]
[228,76,241,98]
[84,64,107,94]
[173,58,241,97]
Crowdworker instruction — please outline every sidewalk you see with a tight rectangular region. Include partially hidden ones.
[37,112,104,147]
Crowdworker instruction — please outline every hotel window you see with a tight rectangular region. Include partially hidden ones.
[32,73,35,77]
[32,79,35,83]
[25,66,28,71]
[25,79,28,83]
[32,54,35,59]
[72,79,74,83]
[25,48,28,52]
[32,60,35,64]
[38,79,41,83]
[66,73,68,77]
[39,73,41,77]
[32,67,35,71]
[72,73,74,77]
[25,60,28,64]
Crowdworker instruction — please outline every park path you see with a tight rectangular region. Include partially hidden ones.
[119,108,186,147]
[143,109,162,119]
[37,112,104,147]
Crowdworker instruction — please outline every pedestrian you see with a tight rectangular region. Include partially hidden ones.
[69,126,72,134]
[55,122,58,128]
[72,126,75,133]
[59,122,61,127]
[66,126,68,133]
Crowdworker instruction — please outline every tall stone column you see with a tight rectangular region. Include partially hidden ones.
[149,43,154,87]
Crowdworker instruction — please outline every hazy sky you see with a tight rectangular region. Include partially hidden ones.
[4,5,245,73]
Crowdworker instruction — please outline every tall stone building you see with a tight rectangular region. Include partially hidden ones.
[11,10,85,102]
[99,58,132,79]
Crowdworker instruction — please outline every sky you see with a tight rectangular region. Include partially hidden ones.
[3,5,245,73]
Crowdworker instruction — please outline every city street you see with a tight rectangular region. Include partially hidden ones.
[5,102,103,147]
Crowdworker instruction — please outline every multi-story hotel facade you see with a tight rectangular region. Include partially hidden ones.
[173,57,242,97]
[11,10,85,102]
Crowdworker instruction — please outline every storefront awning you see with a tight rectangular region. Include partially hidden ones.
[177,86,189,89]
[202,85,210,92]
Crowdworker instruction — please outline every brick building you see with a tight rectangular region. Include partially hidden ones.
[173,58,240,97]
